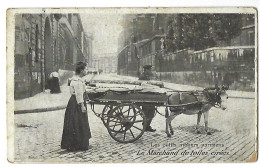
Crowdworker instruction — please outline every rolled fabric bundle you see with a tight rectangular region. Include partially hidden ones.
[94,88,110,93]
[85,88,96,94]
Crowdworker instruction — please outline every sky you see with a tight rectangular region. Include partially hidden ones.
[80,14,124,56]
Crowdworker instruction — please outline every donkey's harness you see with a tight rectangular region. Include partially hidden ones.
[163,88,224,118]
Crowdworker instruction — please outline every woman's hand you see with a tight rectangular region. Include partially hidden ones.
[81,103,87,113]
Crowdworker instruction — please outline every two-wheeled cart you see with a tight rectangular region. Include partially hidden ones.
[86,87,169,143]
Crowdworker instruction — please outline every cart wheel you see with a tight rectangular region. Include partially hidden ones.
[107,103,147,143]
[101,105,113,127]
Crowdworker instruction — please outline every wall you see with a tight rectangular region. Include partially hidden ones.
[14,14,90,99]
[158,47,255,92]
[159,70,255,92]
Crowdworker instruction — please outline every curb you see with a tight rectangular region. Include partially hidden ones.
[14,105,67,115]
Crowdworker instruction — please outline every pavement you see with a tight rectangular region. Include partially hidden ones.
[14,74,131,114]
[13,74,257,163]
[14,95,256,162]
[14,85,70,114]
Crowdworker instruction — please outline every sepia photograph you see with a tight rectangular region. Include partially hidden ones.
[6,7,257,163]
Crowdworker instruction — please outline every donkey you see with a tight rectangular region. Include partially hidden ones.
[165,86,228,137]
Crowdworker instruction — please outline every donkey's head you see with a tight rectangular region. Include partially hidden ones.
[204,85,229,110]
[216,85,229,110]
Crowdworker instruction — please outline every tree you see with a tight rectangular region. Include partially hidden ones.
[182,14,216,51]
[165,14,243,52]
[169,14,216,51]
[182,14,195,49]
[174,14,185,51]
[212,14,243,46]
[165,17,175,52]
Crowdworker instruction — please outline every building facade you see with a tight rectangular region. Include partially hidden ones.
[92,53,118,73]
[118,14,255,91]
[14,14,91,99]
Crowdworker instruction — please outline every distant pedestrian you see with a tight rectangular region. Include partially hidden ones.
[139,65,154,81]
[61,62,91,151]
[49,71,61,94]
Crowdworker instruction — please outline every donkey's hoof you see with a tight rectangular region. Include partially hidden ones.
[170,131,174,135]
[207,132,212,135]
[167,134,171,138]
[196,131,201,134]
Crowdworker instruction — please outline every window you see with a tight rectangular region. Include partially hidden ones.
[68,14,72,25]
[248,31,254,45]
[35,24,39,62]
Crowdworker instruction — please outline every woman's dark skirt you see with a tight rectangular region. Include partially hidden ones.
[49,77,61,94]
[61,95,91,151]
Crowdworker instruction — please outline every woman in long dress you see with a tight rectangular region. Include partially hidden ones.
[61,62,91,151]
[49,72,61,94]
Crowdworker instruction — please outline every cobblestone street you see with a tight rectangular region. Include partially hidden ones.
[14,96,256,163]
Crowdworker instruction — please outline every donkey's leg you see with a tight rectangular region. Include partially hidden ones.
[169,116,175,135]
[165,107,173,136]
[165,115,171,137]
[203,110,212,135]
[196,111,202,134]
[166,112,178,137]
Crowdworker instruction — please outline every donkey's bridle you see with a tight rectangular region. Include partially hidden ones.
[203,88,226,108]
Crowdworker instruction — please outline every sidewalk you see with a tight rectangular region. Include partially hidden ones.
[14,85,71,114]
[14,74,255,114]
[14,74,133,114]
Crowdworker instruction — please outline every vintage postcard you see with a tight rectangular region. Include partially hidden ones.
[7,8,257,163]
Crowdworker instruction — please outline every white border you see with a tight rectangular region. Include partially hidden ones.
[2,0,259,167]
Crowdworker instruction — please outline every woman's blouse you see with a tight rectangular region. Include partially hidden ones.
[69,75,86,104]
